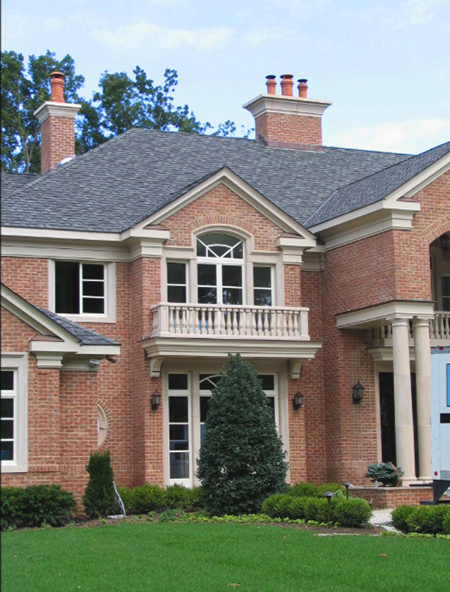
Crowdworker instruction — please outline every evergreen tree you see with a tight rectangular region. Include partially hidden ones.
[197,355,288,515]
[82,450,117,518]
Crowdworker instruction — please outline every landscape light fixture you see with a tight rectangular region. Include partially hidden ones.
[352,381,365,404]
[150,390,161,411]
[293,390,304,410]
[343,482,351,500]
[323,491,334,526]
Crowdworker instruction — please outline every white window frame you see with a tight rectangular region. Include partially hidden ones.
[48,260,116,323]
[1,354,28,473]
[166,261,188,303]
[197,234,245,306]
[253,265,274,307]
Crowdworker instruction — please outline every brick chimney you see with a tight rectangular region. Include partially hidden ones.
[243,75,332,150]
[34,72,81,173]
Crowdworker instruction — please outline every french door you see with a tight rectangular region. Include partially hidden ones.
[166,371,278,486]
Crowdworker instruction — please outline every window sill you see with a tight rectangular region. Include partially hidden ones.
[55,313,116,324]
[1,463,28,473]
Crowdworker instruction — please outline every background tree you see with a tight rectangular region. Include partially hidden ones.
[1,50,85,173]
[197,354,288,515]
[2,50,242,174]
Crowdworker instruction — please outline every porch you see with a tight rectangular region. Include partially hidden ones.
[371,311,450,347]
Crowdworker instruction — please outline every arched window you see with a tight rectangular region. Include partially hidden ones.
[196,233,244,305]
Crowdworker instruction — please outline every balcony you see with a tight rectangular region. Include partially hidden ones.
[371,311,450,347]
[143,303,321,378]
[151,303,311,340]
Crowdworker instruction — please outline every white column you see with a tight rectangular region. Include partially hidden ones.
[414,317,432,481]
[391,317,416,484]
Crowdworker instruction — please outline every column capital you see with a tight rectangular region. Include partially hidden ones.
[389,316,412,327]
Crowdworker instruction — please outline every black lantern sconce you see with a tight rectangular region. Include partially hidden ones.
[352,381,365,404]
[150,390,161,411]
[293,390,304,410]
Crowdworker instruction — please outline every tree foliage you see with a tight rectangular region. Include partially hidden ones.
[197,354,288,515]
[1,50,241,173]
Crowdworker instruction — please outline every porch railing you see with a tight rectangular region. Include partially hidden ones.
[151,303,310,339]
[372,311,450,344]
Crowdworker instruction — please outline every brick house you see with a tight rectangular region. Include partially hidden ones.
[2,72,449,502]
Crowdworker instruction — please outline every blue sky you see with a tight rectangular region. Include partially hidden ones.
[3,0,450,153]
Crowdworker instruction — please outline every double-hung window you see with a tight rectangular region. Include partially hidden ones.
[50,261,115,322]
[167,262,187,303]
[55,262,105,315]
[253,266,273,306]
[442,276,450,311]
[1,355,27,472]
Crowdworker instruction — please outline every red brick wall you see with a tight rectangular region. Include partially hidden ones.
[160,184,282,251]
[1,257,49,307]
[40,115,76,173]
[256,112,322,146]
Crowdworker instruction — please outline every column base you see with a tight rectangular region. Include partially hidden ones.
[401,478,418,486]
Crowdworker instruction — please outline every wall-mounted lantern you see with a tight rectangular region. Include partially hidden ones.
[352,381,365,404]
[293,390,304,410]
[150,390,161,411]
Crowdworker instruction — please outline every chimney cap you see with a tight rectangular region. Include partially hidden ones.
[298,78,308,83]
[265,74,276,80]
[281,73,294,79]
[50,71,65,80]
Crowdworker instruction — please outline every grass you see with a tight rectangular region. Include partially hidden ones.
[1,522,449,592]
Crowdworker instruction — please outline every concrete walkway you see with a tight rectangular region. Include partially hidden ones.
[370,508,397,531]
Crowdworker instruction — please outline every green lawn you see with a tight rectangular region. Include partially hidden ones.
[1,522,448,592]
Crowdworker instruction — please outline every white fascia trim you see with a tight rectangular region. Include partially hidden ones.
[136,167,317,245]
[1,227,123,242]
[1,285,79,344]
[336,301,435,330]
[309,154,450,237]
[142,336,322,360]
[243,94,332,119]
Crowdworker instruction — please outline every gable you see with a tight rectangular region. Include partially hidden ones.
[139,168,317,250]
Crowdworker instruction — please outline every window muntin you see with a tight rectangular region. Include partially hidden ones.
[254,266,273,306]
[197,233,243,259]
[55,262,105,315]
[197,234,244,306]
[1,370,16,462]
[167,262,187,303]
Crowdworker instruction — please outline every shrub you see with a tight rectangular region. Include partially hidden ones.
[132,484,166,513]
[165,484,203,510]
[1,487,25,530]
[82,450,118,518]
[197,355,288,515]
[443,511,450,534]
[334,498,371,527]
[392,505,415,533]
[317,483,345,498]
[261,494,285,517]
[116,486,135,514]
[365,462,403,486]
[406,505,450,535]
[1,485,75,530]
[288,483,318,498]
[288,497,309,520]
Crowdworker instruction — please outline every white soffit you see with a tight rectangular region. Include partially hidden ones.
[336,300,435,330]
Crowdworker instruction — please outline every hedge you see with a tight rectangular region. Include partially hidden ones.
[262,493,371,527]
[117,484,203,514]
[1,485,76,530]
[392,504,450,535]
[287,482,345,499]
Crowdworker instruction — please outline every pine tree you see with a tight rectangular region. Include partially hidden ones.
[197,355,288,515]
[82,450,117,517]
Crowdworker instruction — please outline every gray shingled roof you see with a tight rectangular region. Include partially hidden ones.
[305,141,450,227]
[1,129,409,232]
[34,306,120,346]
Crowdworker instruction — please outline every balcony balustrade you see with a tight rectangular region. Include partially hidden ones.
[151,303,310,340]
[371,311,450,346]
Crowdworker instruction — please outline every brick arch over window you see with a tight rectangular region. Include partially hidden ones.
[424,218,450,245]
[190,215,259,238]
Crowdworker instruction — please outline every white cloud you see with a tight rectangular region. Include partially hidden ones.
[93,22,235,52]
[332,118,450,154]
[243,27,297,46]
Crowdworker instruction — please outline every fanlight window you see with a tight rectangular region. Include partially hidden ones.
[197,233,243,259]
